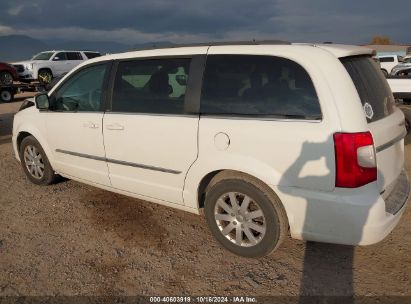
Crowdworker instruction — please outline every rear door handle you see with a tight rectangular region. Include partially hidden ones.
[106,123,124,130]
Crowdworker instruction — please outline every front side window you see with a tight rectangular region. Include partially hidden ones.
[112,58,191,114]
[200,55,321,119]
[51,64,107,112]
[32,52,54,60]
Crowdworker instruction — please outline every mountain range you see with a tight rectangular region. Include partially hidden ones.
[0,35,174,62]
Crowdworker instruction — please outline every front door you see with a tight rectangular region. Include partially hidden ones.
[103,55,205,205]
[45,62,111,186]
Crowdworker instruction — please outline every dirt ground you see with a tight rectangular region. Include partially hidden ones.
[0,96,410,297]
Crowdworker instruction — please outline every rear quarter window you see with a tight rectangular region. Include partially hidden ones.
[84,52,101,59]
[200,55,322,119]
[341,56,395,123]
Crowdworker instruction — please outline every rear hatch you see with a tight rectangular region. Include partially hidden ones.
[341,56,406,193]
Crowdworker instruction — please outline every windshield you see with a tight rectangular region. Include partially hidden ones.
[32,52,54,60]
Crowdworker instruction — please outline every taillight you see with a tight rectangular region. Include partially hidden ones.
[333,132,377,188]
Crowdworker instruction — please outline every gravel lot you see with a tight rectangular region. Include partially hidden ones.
[0,96,410,297]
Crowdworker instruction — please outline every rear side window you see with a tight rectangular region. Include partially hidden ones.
[84,52,101,59]
[112,58,191,114]
[66,52,82,60]
[341,56,395,123]
[200,55,321,119]
[53,52,67,61]
[379,57,394,63]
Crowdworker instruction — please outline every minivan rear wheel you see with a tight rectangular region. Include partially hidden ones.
[19,136,58,185]
[204,175,288,258]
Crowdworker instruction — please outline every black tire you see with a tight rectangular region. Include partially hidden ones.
[405,119,410,134]
[38,69,53,85]
[0,71,13,85]
[0,88,14,103]
[381,69,388,77]
[19,136,58,185]
[204,172,288,258]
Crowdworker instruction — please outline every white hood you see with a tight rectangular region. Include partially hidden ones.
[11,60,35,66]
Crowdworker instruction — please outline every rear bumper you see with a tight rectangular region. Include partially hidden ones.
[276,170,410,246]
[358,170,410,245]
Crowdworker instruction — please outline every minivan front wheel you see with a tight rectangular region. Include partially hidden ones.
[204,176,288,258]
[19,136,58,185]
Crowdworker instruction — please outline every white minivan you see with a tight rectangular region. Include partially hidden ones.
[12,42,409,257]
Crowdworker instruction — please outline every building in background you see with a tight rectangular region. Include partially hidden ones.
[364,44,411,57]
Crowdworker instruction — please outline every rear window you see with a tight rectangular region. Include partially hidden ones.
[379,57,394,63]
[84,52,101,59]
[341,56,395,123]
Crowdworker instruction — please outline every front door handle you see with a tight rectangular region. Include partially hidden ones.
[106,123,124,130]
[83,121,99,129]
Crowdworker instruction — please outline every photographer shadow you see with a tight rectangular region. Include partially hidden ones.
[277,136,382,300]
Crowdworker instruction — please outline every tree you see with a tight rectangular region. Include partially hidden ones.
[370,36,392,45]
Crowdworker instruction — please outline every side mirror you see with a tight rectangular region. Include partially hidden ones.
[35,93,50,110]
[53,56,60,61]
[175,74,187,86]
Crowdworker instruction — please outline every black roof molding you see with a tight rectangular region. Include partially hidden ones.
[132,40,291,51]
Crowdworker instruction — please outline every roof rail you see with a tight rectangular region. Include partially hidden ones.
[131,40,291,51]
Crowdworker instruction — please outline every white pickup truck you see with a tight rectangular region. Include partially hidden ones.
[12,50,101,84]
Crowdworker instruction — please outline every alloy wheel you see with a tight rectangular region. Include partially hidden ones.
[214,192,266,247]
[23,145,45,179]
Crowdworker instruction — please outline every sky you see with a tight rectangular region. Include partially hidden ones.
[0,0,410,45]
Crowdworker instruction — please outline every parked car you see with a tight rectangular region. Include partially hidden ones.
[387,71,411,133]
[391,57,411,76]
[0,62,19,85]
[378,55,404,76]
[387,71,411,103]
[12,50,101,84]
[12,42,409,258]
